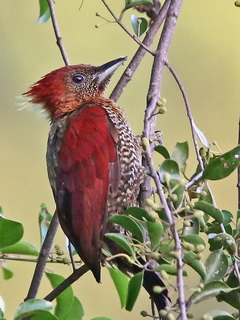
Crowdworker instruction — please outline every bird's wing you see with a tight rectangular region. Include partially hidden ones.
[54,104,118,282]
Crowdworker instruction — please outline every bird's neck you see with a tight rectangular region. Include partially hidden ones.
[50,96,125,122]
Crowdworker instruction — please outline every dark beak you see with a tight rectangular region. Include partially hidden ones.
[94,56,127,83]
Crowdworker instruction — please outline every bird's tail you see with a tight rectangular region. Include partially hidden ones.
[142,268,171,311]
[132,258,171,311]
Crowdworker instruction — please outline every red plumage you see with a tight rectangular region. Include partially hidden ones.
[55,105,117,281]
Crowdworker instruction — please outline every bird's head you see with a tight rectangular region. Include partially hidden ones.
[23,56,127,119]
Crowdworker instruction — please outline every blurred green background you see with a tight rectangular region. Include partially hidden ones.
[0,1,239,319]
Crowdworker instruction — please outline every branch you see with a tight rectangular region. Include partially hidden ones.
[0,256,81,264]
[25,211,59,301]
[141,0,184,203]
[140,0,187,318]
[144,147,187,320]
[165,61,204,171]
[143,0,184,141]
[101,0,154,55]
[110,0,171,102]
[44,264,89,302]
[47,0,70,66]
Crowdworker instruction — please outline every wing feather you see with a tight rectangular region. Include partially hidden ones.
[51,104,119,282]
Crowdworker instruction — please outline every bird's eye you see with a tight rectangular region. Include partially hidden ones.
[71,73,85,84]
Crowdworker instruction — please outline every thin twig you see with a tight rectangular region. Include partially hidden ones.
[101,0,154,55]
[44,264,89,302]
[110,0,171,102]
[25,211,59,301]
[47,0,70,66]
[144,147,187,320]
[0,256,81,264]
[184,172,203,190]
[165,61,204,171]
[1,257,39,263]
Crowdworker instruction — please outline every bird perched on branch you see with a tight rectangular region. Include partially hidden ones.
[24,57,169,310]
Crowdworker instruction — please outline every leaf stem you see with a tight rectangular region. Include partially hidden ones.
[101,0,154,55]
[44,264,89,302]
[110,0,171,102]
[165,60,204,171]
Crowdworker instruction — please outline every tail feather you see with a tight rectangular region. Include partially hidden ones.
[142,269,171,311]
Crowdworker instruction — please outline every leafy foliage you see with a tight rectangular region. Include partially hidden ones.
[131,15,148,37]
[106,142,240,317]
[38,0,50,24]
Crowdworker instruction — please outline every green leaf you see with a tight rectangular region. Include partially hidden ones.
[201,184,214,204]
[208,233,224,251]
[154,145,170,159]
[45,272,74,319]
[1,262,13,280]
[108,215,144,242]
[191,281,237,304]
[159,244,175,256]
[108,268,129,308]
[155,264,187,276]
[170,179,185,208]
[105,233,135,257]
[194,201,224,223]
[14,299,53,320]
[0,216,24,249]
[183,252,206,280]
[124,0,153,10]
[180,234,206,248]
[211,233,237,255]
[126,272,143,311]
[183,219,200,235]
[203,310,236,320]
[146,221,163,249]
[38,0,51,24]
[204,249,228,283]
[1,241,39,256]
[217,269,240,309]
[125,207,153,222]
[91,318,112,320]
[237,209,240,221]
[171,141,189,173]
[159,159,181,182]
[202,145,240,180]
[27,310,58,320]
[39,204,52,244]
[131,15,148,37]
[61,296,84,320]
[0,308,4,320]
[222,210,233,226]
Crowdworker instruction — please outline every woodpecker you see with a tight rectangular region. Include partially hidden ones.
[24,57,169,310]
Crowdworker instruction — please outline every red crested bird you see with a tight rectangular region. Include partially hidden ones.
[24,57,169,310]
